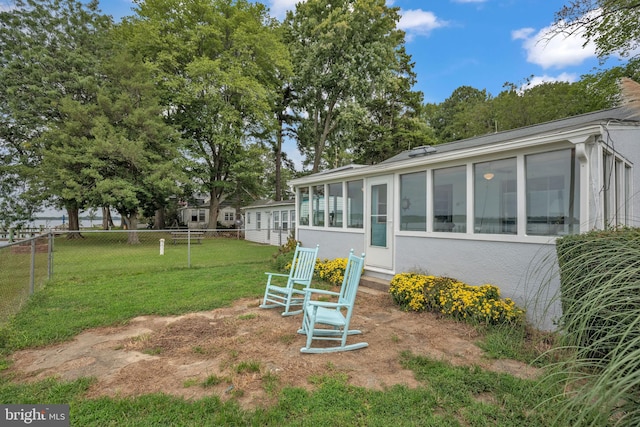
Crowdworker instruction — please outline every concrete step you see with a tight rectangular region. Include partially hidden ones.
[360,275,390,292]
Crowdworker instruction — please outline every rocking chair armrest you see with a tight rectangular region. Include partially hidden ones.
[303,287,340,297]
[306,300,344,309]
[265,272,289,278]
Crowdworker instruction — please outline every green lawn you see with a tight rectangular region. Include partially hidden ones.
[0,238,571,426]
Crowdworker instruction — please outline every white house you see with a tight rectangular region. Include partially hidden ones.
[242,199,296,246]
[177,194,237,229]
[288,107,640,330]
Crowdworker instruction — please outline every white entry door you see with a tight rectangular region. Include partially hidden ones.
[366,175,394,270]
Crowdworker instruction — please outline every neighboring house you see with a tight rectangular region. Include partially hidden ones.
[288,107,640,330]
[178,194,238,229]
[242,199,296,246]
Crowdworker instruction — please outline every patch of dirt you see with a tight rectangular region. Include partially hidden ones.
[6,288,540,409]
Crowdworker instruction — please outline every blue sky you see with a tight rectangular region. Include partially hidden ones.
[0,0,624,102]
[89,0,625,103]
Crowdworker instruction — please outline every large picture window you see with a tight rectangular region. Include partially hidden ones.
[400,172,426,231]
[299,187,309,226]
[312,185,325,226]
[526,149,580,236]
[474,158,517,234]
[328,183,343,227]
[433,166,466,232]
[347,180,363,228]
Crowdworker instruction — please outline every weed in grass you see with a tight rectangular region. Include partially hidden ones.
[391,334,400,343]
[142,347,162,355]
[202,374,224,388]
[131,333,151,343]
[235,360,260,374]
[309,372,348,386]
[262,371,280,396]
[192,346,205,354]
[238,313,257,320]
[477,324,558,366]
[278,334,296,345]
[183,378,199,388]
[228,350,239,359]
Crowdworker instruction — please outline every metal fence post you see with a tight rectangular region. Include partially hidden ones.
[187,229,191,268]
[30,238,36,294]
[48,231,54,280]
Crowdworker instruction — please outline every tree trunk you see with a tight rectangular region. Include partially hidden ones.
[124,212,140,244]
[154,208,165,229]
[208,190,220,230]
[102,207,112,230]
[275,121,283,201]
[66,207,83,239]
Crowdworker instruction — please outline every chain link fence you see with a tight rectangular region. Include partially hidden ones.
[0,228,252,324]
[0,235,52,324]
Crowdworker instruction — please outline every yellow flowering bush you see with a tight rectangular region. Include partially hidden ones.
[314,257,349,286]
[389,273,525,326]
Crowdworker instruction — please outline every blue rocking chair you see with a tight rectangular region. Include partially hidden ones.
[298,250,368,353]
[260,243,319,316]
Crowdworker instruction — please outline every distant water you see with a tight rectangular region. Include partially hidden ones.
[12,217,122,231]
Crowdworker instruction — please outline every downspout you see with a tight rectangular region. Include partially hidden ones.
[570,137,592,233]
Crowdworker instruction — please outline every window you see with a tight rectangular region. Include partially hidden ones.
[299,187,309,225]
[328,183,343,227]
[273,211,280,230]
[526,149,580,236]
[199,210,206,223]
[256,212,261,231]
[246,212,251,224]
[400,172,426,231]
[370,184,387,247]
[602,150,632,228]
[191,210,198,222]
[347,180,363,228]
[224,212,234,221]
[433,166,466,232]
[474,158,517,234]
[312,185,325,226]
[291,210,296,228]
[281,211,289,231]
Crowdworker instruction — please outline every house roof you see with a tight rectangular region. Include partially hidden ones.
[289,106,640,186]
[241,199,295,210]
[381,106,640,165]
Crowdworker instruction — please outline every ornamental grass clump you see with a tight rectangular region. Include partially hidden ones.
[389,272,524,326]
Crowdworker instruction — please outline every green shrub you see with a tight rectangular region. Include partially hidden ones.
[273,238,300,272]
[389,272,525,326]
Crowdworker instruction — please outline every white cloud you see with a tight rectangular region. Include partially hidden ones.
[268,0,302,20]
[511,27,534,40]
[513,20,597,69]
[521,72,579,92]
[398,9,448,40]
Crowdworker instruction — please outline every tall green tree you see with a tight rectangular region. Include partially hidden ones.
[428,86,493,143]
[0,0,111,228]
[352,46,433,165]
[124,0,290,224]
[286,0,412,172]
[554,0,640,59]
[41,43,183,242]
